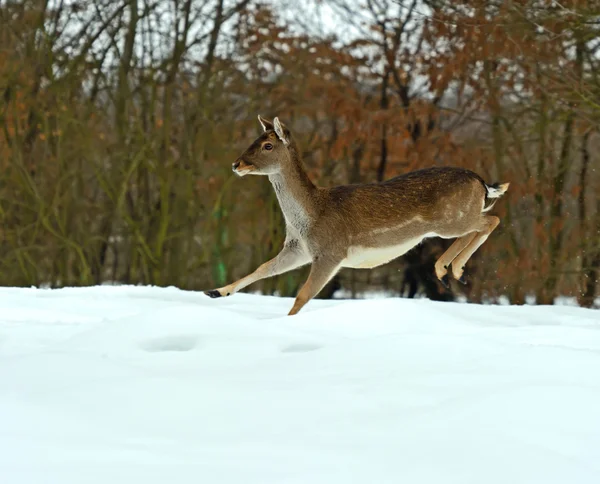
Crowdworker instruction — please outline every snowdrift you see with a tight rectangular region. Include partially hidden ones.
[1,286,599,483]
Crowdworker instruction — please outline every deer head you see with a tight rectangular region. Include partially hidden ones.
[232,115,291,177]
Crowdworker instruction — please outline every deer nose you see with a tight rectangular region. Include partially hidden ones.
[232,160,241,171]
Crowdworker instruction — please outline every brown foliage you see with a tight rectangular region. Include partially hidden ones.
[0,0,598,306]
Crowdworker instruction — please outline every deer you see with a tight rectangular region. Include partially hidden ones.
[204,115,509,316]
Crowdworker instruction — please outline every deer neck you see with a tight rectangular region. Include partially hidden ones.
[268,142,317,231]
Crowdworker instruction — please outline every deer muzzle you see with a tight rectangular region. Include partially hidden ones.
[232,159,255,176]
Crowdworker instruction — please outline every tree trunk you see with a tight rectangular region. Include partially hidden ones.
[542,38,583,303]
[578,128,599,307]
[376,69,390,183]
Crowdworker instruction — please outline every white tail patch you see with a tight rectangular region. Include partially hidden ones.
[482,182,509,213]
[482,200,497,213]
[486,182,509,199]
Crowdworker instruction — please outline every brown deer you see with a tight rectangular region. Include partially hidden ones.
[205,115,509,315]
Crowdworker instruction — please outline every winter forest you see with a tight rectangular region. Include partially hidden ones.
[1,0,599,307]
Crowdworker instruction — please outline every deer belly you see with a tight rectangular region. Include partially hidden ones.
[342,237,428,269]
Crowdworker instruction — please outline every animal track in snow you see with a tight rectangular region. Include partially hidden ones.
[141,335,200,353]
[281,343,322,353]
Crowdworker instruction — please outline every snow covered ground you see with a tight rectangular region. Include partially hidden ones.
[1,285,599,484]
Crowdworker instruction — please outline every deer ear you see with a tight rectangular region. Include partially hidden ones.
[257,114,273,132]
[273,117,289,146]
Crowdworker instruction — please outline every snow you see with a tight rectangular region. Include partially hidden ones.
[1,285,599,484]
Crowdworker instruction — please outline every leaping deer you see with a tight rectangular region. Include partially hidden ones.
[205,115,509,315]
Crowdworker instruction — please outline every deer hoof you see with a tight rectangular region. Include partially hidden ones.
[204,289,222,298]
[458,274,467,285]
[439,275,450,289]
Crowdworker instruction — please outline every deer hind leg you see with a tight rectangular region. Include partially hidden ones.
[435,232,477,287]
[451,216,500,281]
[204,241,309,298]
[288,257,341,316]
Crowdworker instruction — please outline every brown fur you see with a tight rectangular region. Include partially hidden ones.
[205,115,509,315]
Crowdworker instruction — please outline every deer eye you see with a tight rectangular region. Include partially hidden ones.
[264,143,273,151]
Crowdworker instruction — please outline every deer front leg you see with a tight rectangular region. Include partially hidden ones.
[204,240,309,298]
[288,257,341,316]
